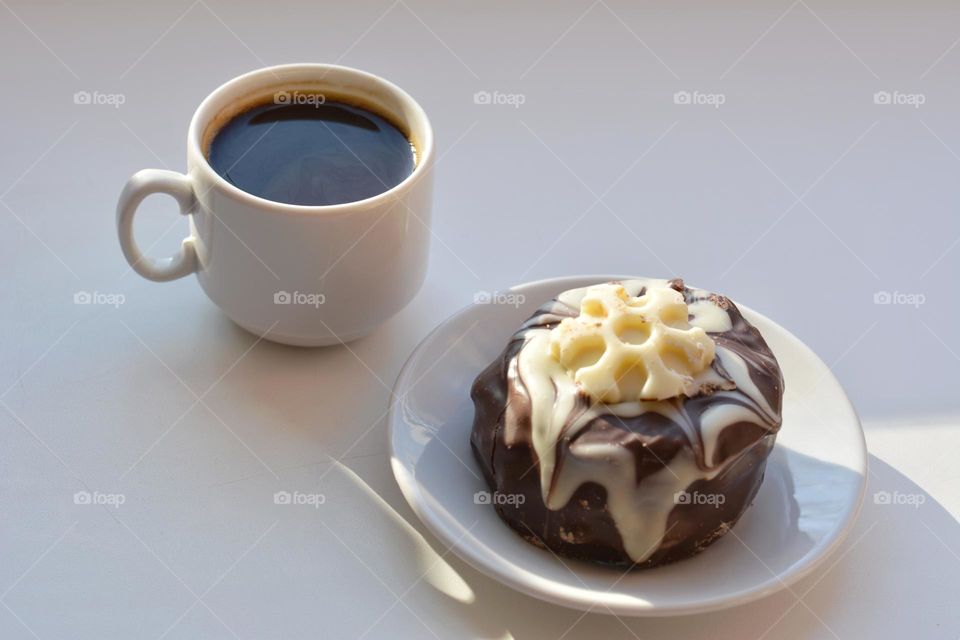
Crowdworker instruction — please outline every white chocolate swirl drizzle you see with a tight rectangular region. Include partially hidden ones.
[505,279,782,563]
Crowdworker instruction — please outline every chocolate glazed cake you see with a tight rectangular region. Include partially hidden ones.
[470,278,785,568]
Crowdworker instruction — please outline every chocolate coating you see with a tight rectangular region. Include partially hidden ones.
[470,279,784,568]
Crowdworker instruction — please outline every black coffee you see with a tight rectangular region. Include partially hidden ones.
[208,98,415,206]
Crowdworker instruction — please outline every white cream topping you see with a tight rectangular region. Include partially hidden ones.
[509,279,779,563]
[688,296,733,333]
[549,283,717,402]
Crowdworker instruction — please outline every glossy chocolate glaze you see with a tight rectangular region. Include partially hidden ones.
[470,279,784,568]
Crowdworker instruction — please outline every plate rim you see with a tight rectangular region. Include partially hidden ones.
[388,274,868,616]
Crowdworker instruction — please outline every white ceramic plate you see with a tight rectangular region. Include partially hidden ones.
[389,275,867,616]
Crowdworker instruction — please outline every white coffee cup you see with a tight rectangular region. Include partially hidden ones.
[117,63,433,346]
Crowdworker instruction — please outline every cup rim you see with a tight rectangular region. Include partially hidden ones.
[187,63,434,215]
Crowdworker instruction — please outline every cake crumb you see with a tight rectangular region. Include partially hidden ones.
[708,293,732,310]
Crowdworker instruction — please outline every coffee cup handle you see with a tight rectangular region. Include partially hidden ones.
[117,169,198,282]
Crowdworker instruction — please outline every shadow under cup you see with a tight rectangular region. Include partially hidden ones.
[185,65,434,346]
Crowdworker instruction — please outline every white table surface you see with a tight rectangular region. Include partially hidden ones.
[2,0,959,637]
